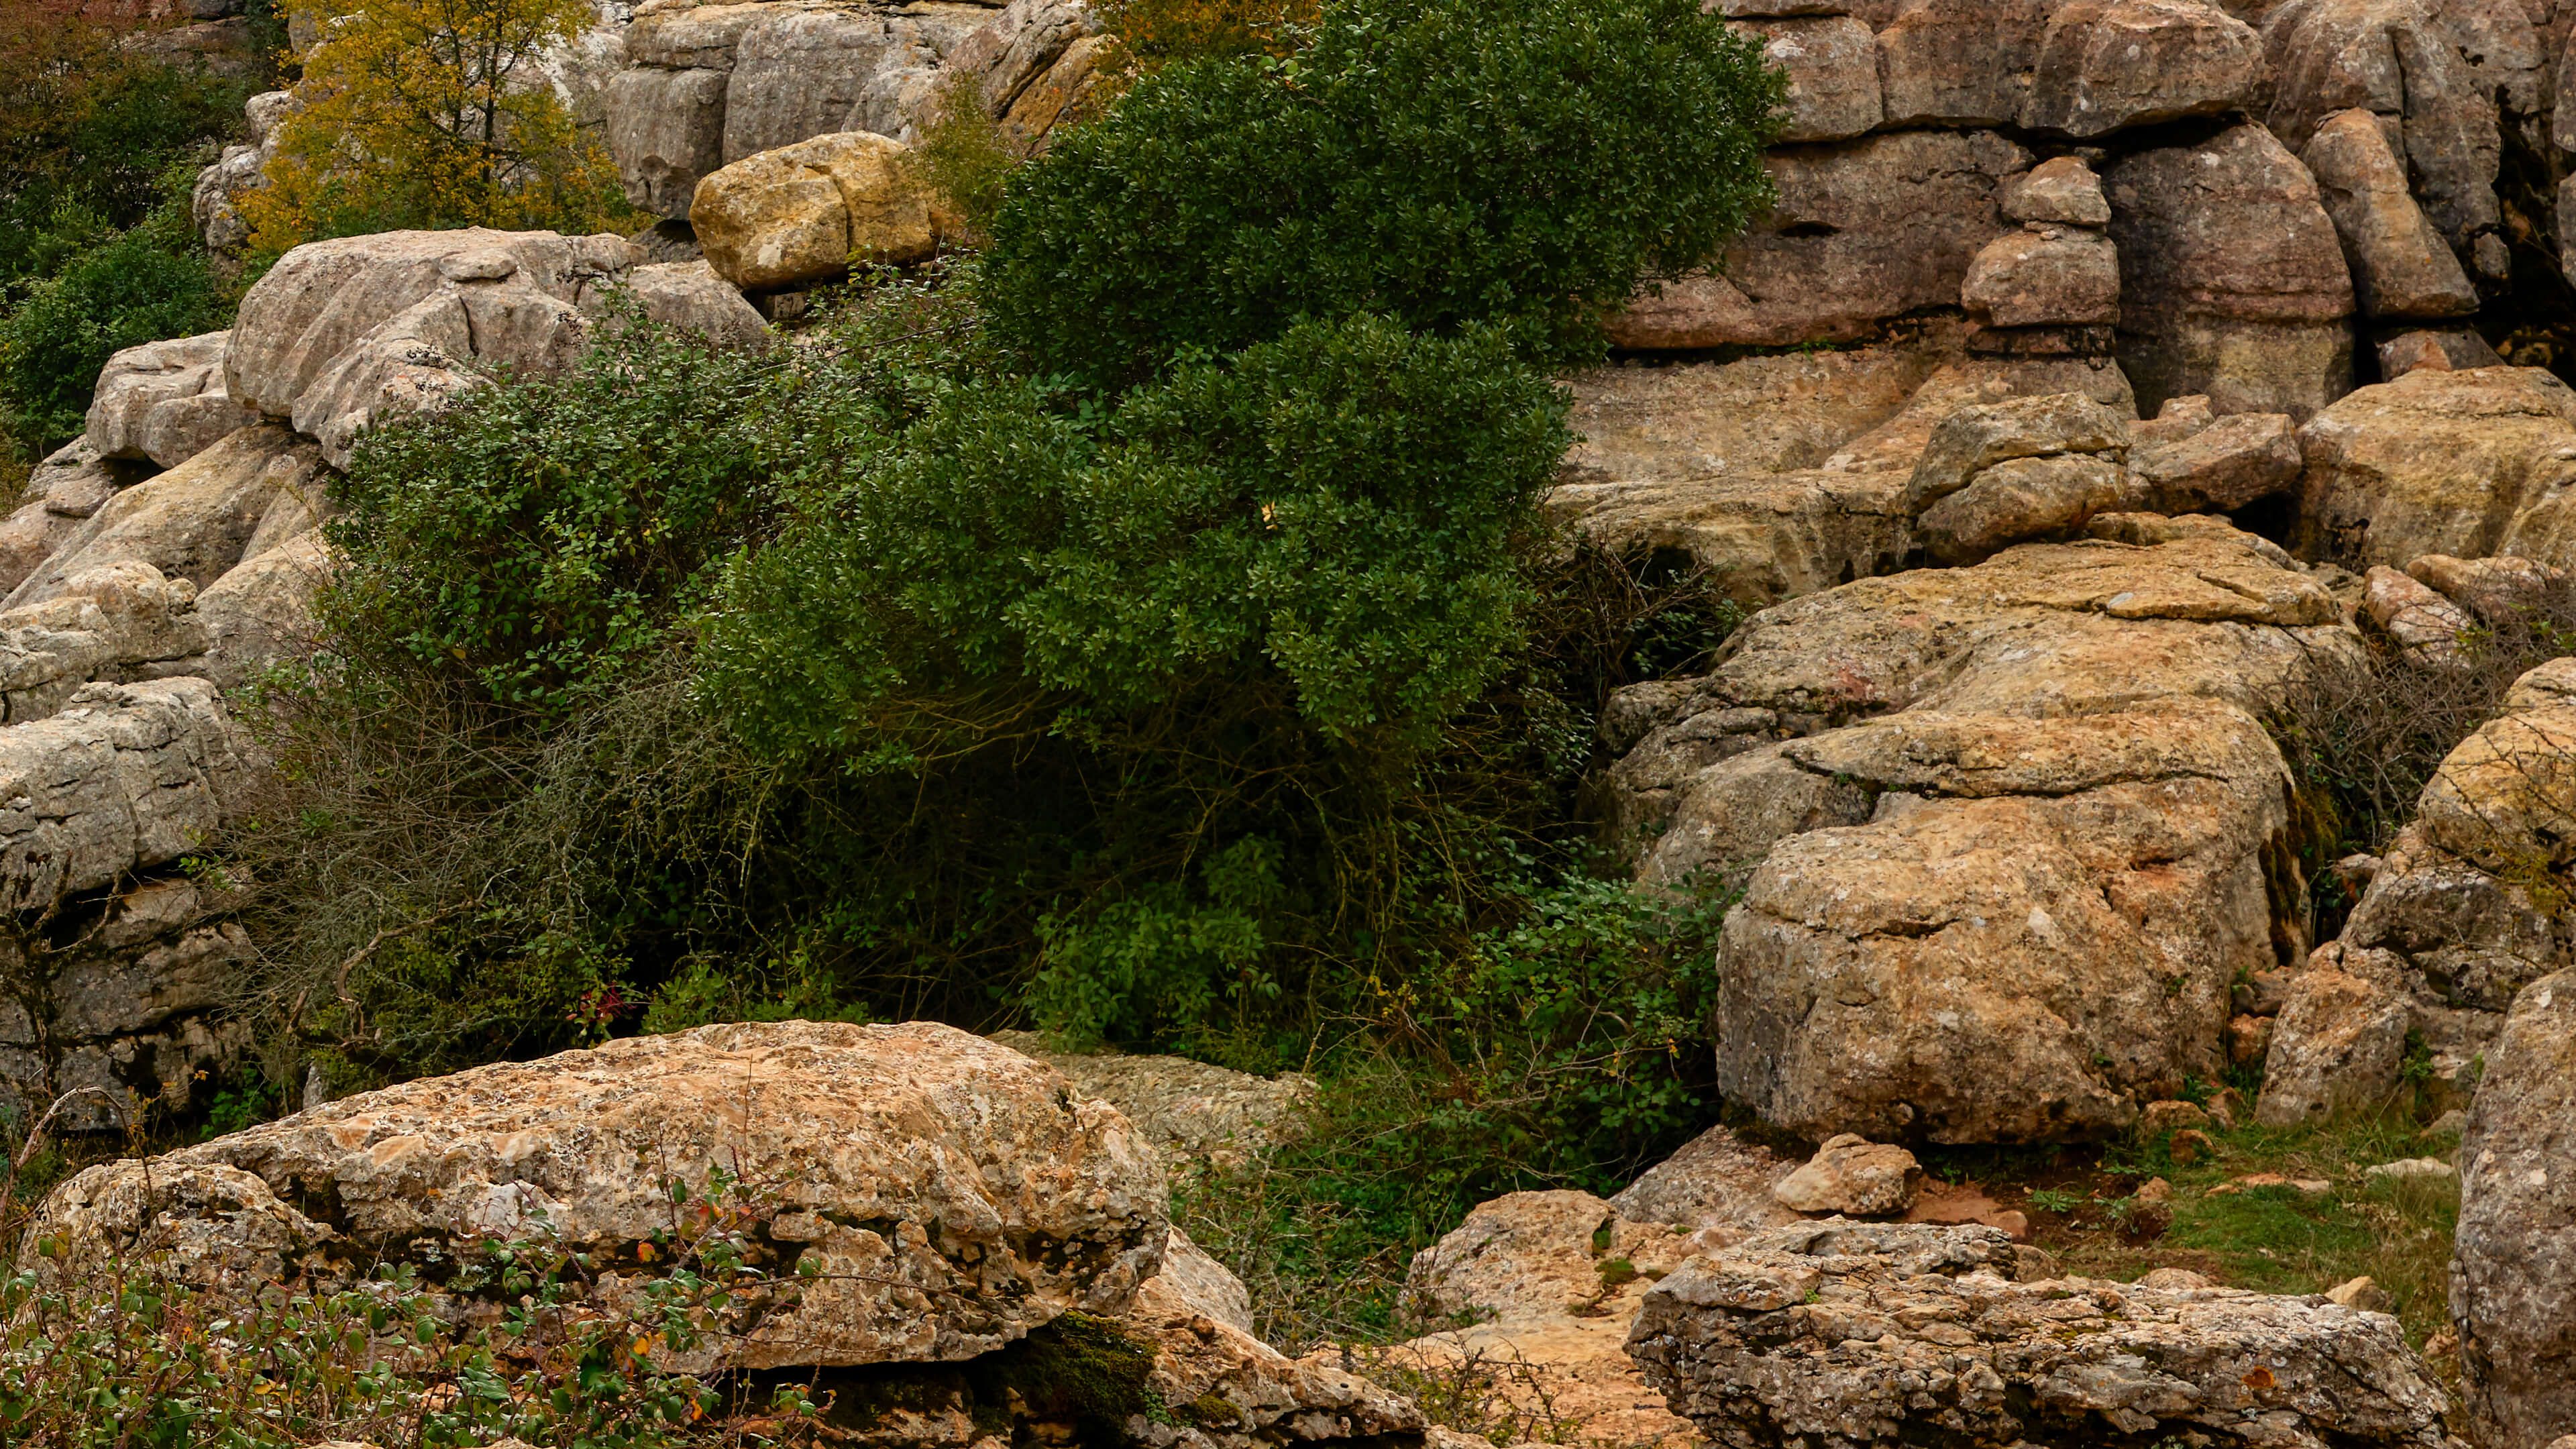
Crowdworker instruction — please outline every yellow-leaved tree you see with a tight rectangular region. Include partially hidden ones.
[242,0,637,255]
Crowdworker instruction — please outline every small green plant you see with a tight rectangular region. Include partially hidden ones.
[2028,1188,2082,1214]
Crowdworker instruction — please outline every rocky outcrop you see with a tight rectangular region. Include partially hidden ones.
[1601,515,2357,1143]
[2295,366,2576,569]
[2024,0,2264,138]
[2453,969,2576,1449]
[691,129,935,290]
[1904,391,2134,563]
[28,1021,1169,1368]
[1627,1222,2463,1449]
[991,1031,1317,1172]
[84,332,259,470]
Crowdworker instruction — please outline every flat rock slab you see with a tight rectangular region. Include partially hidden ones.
[26,1021,1168,1373]
[1629,1222,2463,1449]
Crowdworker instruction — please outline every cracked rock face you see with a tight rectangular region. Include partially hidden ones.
[1628,1222,2463,1449]
[2295,366,2576,570]
[2453,969,2576,1449]
[1603,515,2357,1142]
[25,1021,1169,1373]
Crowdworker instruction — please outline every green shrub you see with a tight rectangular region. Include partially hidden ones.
[981,0,1783,386]
[0,185,229,460]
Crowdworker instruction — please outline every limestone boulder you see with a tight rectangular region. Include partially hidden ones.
[1771,1134,1922,1216]
[2416,655,2576,871]
[2453,969,2576,1449]
[2304,108,2481,321]
[2296,366,2576,567]
[692,129,934,291]
[1607,130,2029,350]
[1915,452,2138,563]
[1629,1222,2463,1449]
[26,1022,1169,1373]
[2133,410,2305,513]
[2023,0,2265,138]
[989,1030,1316,1171]
[2104,123,2358,419]
[1610,1124,1805,1236]
[606,260,771,347]
[2408,553,2565,622]
[85,331,258,469]
[932,0,1102,146]
[0,442,148,596]
[4,425,323,613]
[607,65,729,217]
[2001,156,2112,227]
[1604,518,2359,1142]
[0,678,247,914]
[2255,967,2414,1124]
[1960,226,2121,329]
[1729,15,1881,142]
[1877,0,2053,127]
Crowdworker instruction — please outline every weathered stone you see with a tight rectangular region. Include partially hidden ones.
[606,66,729,217]
[1607,131,2030,350]
[2365,563,2474,664]
[5,425,323,612]
[2104,123,2359,419]
[2453,969,2576,1449]
[1611,1124,1805,1235]
[1604,520,2357,1143]
[2000,156,2112,227]
[2133,410,2305,513]
[1878,0,2053,126]
[607,260,769,348]
[1961,226,2121,329]
[1730,15,1881,142]
[2256,968,2414,1124]
[85,331,258,468]
[0,443,144,596]
[2407,552,2565,621]
[2297,366,2576,567]
[0,678,246,914]
[1631,1222,2459,1449]
[989,1031,1316,1171]
[692,130,934,291]
[27,1022,1169,1373]
[2377,327,2505,377]
[720,9,951,163]
[1917,453,2138,564]
[195,532,331,690]
[1772,1134,1922,1216]
[2304,108,2481,319]
[2416,655,2576,871]
[2024,0,2265,138]
[1906,392,2131,511]
[2341,824,2563,1015]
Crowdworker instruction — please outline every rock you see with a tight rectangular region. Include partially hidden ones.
[2002,156,2112,227]
[691,130,934,291]
[2330,1274,2398,1312]
[1900,1183,2032,1241]
[2135,392,2218,447]
[717,8,952,166]
[194,532,332,690]
[2171,1127,2216,1163]
[2367,1157,2457,1179]
[2263,0,2504,271]
[2365,564,2475,663]
[0,678,246,914]
[85,331,259,469]
[1877,0,2054,127]
[2416,656,2576,873]
[2257,969,2413,1125]
[932,0,1102,136]
[2139,1265,2208,1287]
[1915,452,2137,564]
[1608,130,2031,350]
[2104,123,2359,419]
[1729,15,1881,142]
[3,425,324,614]
[606,259,769,348]
[2297,366,2576,568]
[1906,392,2132,511]
[1611,1123,1805,1236]
[1961,226,2121,329]
[607,65,730,218]
[2406,553,2565,622]
[2379,327,2506,378]
[2231,1012,2276,1065]
[0,443,146,596]
[1627,1222,2461,1449]
[25,1022,1169,1371]
[1603,519,2357,1143]
[2453,969,2576,1449]
[2133,410,2305,513]
[1772,1134,1923,1216]
[1400,1190,1702,1449]
[989,1031,1317,1172]
[2303,109,2481,320]
[2023,0,2265,138]
[1554,327,2132,604]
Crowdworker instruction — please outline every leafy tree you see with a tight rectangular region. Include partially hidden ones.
[981,0,1784,387]
[241,0,635,254]
[1095,0,1320,74]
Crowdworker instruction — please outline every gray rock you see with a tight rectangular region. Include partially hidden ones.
[2256,967,2413,1125]
[607,66,729,218]
[1771,1134,1923,1216]
[1630,1222,2463,1449]
[85,331,258,469]
[2453,969,2576,1449]
[0,678,246,914]
[987,1031,1316,1171]
[1611,1123,1805,1234]
[2000,156,2112,226]
[2133,410,2304,513]
[5,425,324,612]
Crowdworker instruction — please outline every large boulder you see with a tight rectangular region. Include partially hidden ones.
[2453,969,2576,1449]
[1603,515,2358,1142]
[0,442,150,597]
[2023,0,2265,138]
[224,228,765,466]
[2303,109,2481,321]
[3,425,324,614]
[1876,0,2053,127]
[1608,130,2030,350]
[1628,1222,2463,1449]
[83,331,259,470]
[2103,123,2358,419]
[1727,15,1882,143]
[26,1021,1169,1371]
[690,129,935,291]
[2294,366,2576,568]
[0,678,246,916]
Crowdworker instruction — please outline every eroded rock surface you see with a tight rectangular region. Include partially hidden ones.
[2453,969,2576,1449]
[1627,1222,2462,1449]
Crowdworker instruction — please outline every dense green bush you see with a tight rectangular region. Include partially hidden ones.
[981,0,1783,386]
[0,186,231,460]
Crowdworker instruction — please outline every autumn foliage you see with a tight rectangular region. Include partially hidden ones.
[242,0,635,254]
